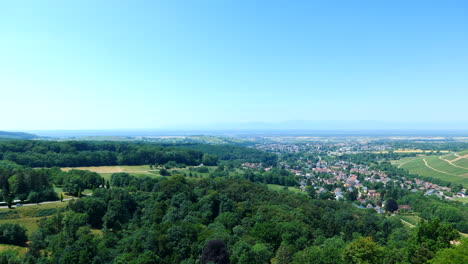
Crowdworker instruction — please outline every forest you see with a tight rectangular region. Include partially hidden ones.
[1,175,464,264]
[0,140,466,263]
[0,141,277,168]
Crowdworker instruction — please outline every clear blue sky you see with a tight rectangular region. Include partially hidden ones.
[1,0,467,130]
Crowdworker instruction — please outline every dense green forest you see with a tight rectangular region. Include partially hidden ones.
[0,140,467,263]
[170,144,278,166]
[0,161,57,205]
[1,176,464,264]
[0,141,276,168]
[0,141,206,167]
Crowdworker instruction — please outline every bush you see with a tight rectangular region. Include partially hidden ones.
[0,223,28,246]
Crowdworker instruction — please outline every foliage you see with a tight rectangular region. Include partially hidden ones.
[0,223,27,246]
[343,237,383,264]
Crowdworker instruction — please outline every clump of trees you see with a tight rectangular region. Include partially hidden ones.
[0,140,206,167]
[0,161,57,205]
[0,223,27,246]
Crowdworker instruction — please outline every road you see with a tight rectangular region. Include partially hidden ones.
[0,197,81,209]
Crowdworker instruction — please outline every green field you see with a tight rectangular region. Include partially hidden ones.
[392,151,468,187]
[0,201,69,236]
[63,165,219,181]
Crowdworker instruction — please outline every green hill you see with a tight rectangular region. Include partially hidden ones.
[0,131,36,140]
[393,151,468,187]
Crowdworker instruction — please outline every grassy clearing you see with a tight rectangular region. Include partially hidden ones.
[62,165,154,174]
[267,184,304,194]
[398,214,422,226]
[0,244,28,255]
[53,187,74,199]
[0,201,69,236]
[454,197,468,203]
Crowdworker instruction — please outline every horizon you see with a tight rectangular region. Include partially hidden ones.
[2,1,468,130]
[5,119,468,133]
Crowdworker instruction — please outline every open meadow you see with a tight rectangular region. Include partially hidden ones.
[0,201,69,237]
[62,165,219,180]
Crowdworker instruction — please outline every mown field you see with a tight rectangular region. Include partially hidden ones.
[62,165,219,181]
[392,151,468,187]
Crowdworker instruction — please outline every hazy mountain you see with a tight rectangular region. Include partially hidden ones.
[165,120,468,131]
[0,130,37,140]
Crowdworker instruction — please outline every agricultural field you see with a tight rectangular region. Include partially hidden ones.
[375,149,450,154]
[392,151,468,187]
[62,165,219,180]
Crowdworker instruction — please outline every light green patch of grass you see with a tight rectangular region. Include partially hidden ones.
[64,165,220,180]
[453,158,468,169]
[0,201,69,236]
[426,156,468,175]
[267,184,304,194]
[454,197,468,203]
[398,213,422,226]
[54,186,74,199]
[0,217,42,237]
[0,244,28,256]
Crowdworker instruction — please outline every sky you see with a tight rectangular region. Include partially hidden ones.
[1,0,467,130]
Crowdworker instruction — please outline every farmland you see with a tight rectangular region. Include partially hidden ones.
[62,165,219,180]
[392,151,468,187]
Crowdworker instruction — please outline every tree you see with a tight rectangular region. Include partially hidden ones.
[159,168,170,176]
[385,198,398,213]
[202,154,219,166]
[274,242,294,264]
[343,237,383,264]
[201,240,230,264]
[306,186,316,199]
[15,173,29,201]
[429,238,468,264]
[60,193,64,202]
[411,218,460,257]
[63,175,84,196]
[0,223,28,246]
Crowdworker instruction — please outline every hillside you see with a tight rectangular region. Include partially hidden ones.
[392,150,468,188]
[0,131,36,140]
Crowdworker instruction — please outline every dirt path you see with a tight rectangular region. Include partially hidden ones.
[439,156,468,170]
[451,154,468,163]
[400,219,415,228]
[397,158,417,169]
[422,158,459,176]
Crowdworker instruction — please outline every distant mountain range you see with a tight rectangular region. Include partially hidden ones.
[0,130,37,140]
[166,120,468,131]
